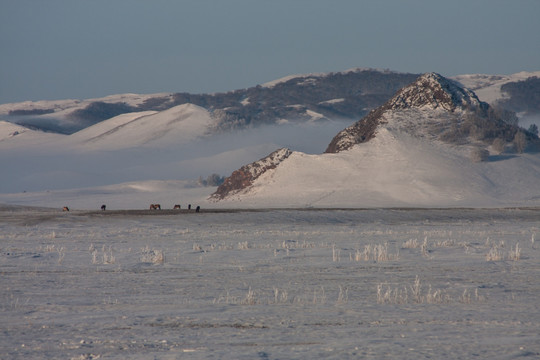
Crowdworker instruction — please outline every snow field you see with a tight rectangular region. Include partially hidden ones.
[2,208,540,359]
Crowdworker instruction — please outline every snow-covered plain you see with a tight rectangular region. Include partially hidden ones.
[1,205,540,359]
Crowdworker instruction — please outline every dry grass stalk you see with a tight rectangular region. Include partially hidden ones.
[508,243,521,261]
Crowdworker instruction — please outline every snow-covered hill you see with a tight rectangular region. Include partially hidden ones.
[0,93,173,134]
[211,130,540,208]
[211,73,540,208]
[0,104,215,151]
[0,120,64,148]
[69,104,214,150]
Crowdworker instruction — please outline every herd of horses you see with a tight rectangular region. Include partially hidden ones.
[149,204,200,212]
[62,204,201,212]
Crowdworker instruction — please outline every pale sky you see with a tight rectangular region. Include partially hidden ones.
[1,0,539,104]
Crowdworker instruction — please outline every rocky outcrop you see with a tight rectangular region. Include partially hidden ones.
[210,148,293,199]
[386,72,482,111]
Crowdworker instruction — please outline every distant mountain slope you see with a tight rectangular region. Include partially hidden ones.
[0,120,64,147]
[0,69,419,134]
[2,69,538,138]
[211,73,540,207]
[0,93,172,134]
[452,71,540,116]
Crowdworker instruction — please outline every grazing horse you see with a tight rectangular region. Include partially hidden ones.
[150,204,161,210]
[101,204,106,211]
[173,204,181,209]
[62,206,70,212]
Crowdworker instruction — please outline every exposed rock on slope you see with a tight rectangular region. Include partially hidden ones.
[211,148,292,200]
[325,73,526,153]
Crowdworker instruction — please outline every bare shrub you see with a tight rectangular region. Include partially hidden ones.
[513,131,527,153]
[492,138,506,154]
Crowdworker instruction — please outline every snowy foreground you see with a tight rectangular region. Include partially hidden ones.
[1,205,540,359]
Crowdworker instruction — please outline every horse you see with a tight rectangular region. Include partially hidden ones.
[62,206,70,212]
[150,204,161,210]
[173,204,181,209]
[195,206,200,213]
[101,204,106,211]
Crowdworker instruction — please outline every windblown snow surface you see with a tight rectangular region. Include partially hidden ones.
[1,205,540,359]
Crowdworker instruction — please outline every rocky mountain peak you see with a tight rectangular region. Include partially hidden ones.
[325,73,489,153]
[387,72,482,111]
[211,148,292,200]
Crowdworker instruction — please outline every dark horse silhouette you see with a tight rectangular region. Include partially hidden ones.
[149,204,161,210]
[173,204,181,209]
[101,204,106,211]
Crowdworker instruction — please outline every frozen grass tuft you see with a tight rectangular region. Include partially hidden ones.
[508,243,521,261]
[57,246,65,264]
[332,244,341,262]
[312,286,327,305]
[273,287,288,304]
[486,244,503,261]
[140,246,165,264]
[102,246,115,264]
[377,276,479,305]
[353,242,399,262]
[486,241,521,261]
[237,241,250,250]
[192,243,203,252]
[90,245,115,265]
[336,285,349,305]
[241,287,258,305]
[402,238,419,248]
[420,237,429,257]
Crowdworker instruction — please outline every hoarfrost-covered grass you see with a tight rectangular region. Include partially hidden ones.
[1,207,540,359]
